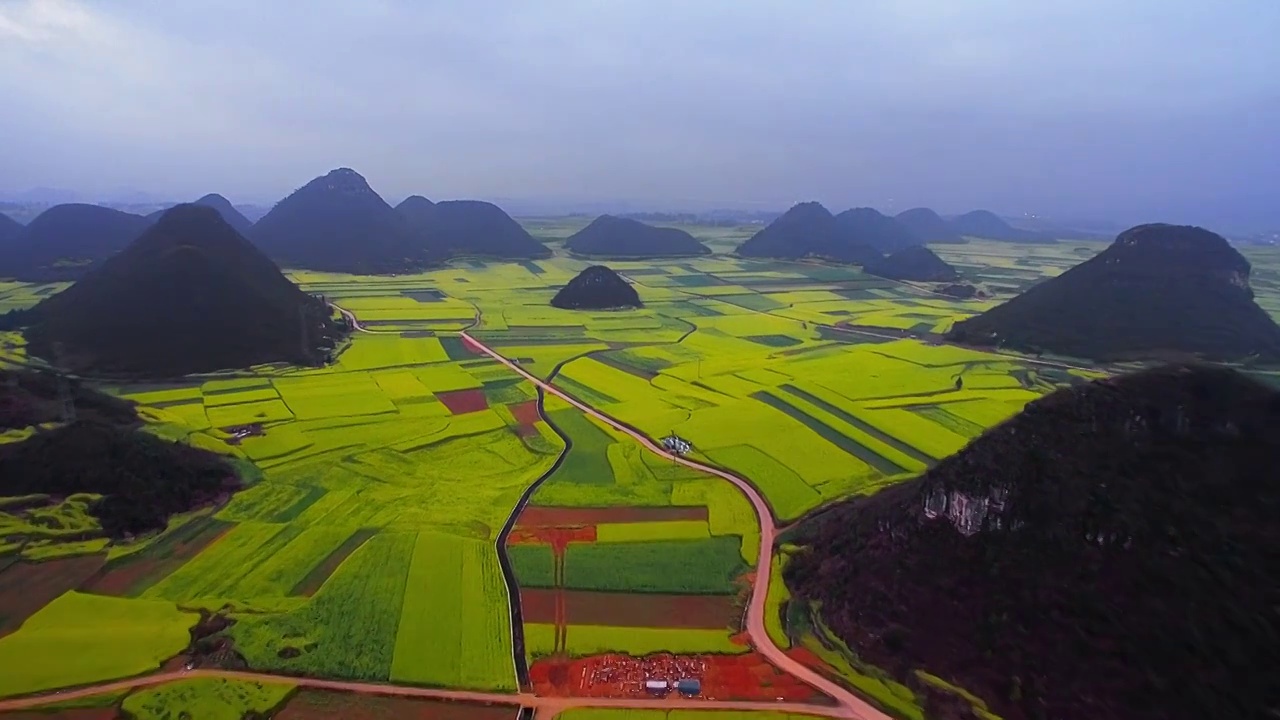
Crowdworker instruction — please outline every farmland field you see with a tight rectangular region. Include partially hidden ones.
[0,231,1151,712]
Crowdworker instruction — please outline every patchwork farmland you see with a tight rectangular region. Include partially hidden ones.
[0,245,1162,718]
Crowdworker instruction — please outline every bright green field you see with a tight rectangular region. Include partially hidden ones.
[0,239,1138,707]
[0,592,192,696]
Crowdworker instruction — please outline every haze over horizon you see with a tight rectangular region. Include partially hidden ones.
[1,0,1277,229]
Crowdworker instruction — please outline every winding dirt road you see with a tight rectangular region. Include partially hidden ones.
[0,668,850,716]
[459,333,889,720]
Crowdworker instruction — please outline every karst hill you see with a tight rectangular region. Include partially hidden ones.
[20,204,346,376]
[948,223,1280,361]
[565,215,711,257]
[834,207,923,253]
[0,212,22,247]
[395,194,437,229]
[786,364,1280,720]
[550,265,642,309]
[403,199,550,260]
[951,209,1053,243]
[250,167,438,273]
[894,207,964,243]
[149,193,254,236]
[0,204,150,281]
[736,202,881,265]
[863,245,959,282]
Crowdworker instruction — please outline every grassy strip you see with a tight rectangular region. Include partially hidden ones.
[289,528,377,596]
[564,537,746,595]
[751,392,909,476]
[779,383,936,464]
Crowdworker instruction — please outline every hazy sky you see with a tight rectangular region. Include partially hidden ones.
[1,0,1277,226]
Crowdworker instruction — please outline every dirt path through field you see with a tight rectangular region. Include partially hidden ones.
[0,668,853,717]
[459,333,890,720]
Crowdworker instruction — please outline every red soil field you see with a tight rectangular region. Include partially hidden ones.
[0,554,105,636]
[510,400,540,426]
[521,589,739,629]
[518,505,708,526]
[81,519,232,597]
[530,651,822,702]
[274,690,517,720]
[0,710,118,720]
[436,389,490,415]
[507,526,596,550]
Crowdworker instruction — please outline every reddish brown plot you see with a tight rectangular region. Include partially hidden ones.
[507,526,596,549]
[274,690,517,720]
[521,589,738,629]
[435,389,489,415]
[0,554,105,636]
[518,505,708,527]
[81,518,231,597]
[509,400,540,425]
[529,651,822,702]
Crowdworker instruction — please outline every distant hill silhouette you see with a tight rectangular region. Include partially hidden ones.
[834,207,922,253]
[736,202,881,265]
[787,364,1280,720]
[952,210,1054,243]
[149,194,254,236]
[551,265,641,309]
[412,200,550,259]
[0,212,22,246]
[250,168,437,274]
[565,215,710,257]
[20,204,346,376]
[864,245,959,282]
[949,223,1280,362]
[395,195,436,230]
[895,207,964,243]
[0,204,149,281]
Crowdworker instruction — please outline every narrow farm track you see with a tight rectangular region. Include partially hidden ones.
[459,333,891,720]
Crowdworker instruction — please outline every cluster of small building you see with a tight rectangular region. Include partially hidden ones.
[645,678,702,696]
[660,433,692,455]
[581,654,705,697]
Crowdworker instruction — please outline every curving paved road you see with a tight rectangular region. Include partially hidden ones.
[459,333,889,720]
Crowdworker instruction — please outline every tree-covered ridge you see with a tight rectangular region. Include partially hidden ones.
[787,364,1279,720]
[20,203,347,376]
[550,265,642,309]
[948,223,1280,361]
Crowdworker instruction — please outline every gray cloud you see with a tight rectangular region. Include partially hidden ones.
[1,0,1277,227]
